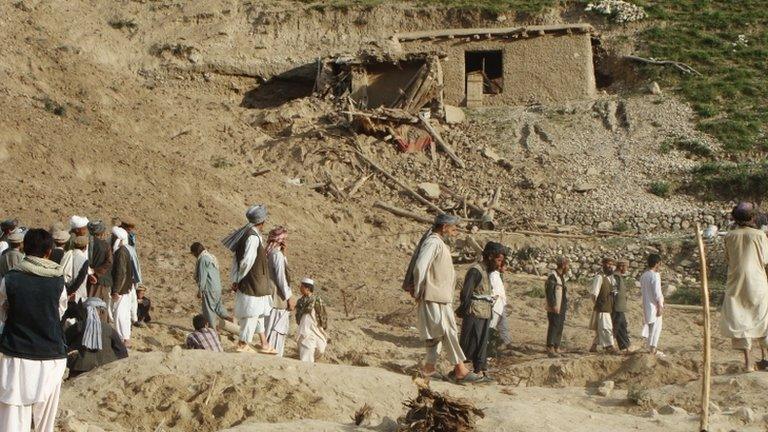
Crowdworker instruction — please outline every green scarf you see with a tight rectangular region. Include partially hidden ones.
[14,256,64,278]
[295,295,328,330]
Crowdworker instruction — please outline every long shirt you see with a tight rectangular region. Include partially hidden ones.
[268,249,292,302]
[640,270,663,325]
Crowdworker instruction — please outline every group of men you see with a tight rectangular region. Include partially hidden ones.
[403,212,674,384]
[188,204,329,363]
[0,216,144,432]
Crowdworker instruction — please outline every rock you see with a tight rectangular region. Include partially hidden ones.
[597,221,613,230]
[481,147,501,162]
[648,81,662,95]
[444,105,466,124]
[679,259,694,268]
[658,404,687,415]
[573,182,597,193]
[585,167,600,176]
[664,284,677,296]
[734,406,756,423]
[417,182,441,200]
[597,380,614,397]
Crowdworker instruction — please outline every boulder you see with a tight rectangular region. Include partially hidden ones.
[734,406,756,423]
[597,221,613,230]
[444,105,466,124]
[648,81,662,95]
[658,404,687,415]
[597,380,614,397]
[573,182,597,193]
[417,183,441,200]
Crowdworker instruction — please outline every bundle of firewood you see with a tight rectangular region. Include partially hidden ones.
[397,378,484,432]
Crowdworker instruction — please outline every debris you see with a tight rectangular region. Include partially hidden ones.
[417,183,441,200]
[444,105,466,124]
[397,377,484,432]
[251,168,271,177]
[352,403,374,426]
[418,113,465,168]
[623,55,702,76]
[354,150,443,214]
[347,174,372,197]
[374,201,433,225]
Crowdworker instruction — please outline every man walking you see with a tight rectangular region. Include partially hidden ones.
[0,229,68,431]
[589,258,616,353]
[265,226,295,357]
[545,256,569,357]
[612,259,632,354]
[721,202,768,370]
[457,241,506,380]
[407,214,481,384]
[190,242,232,331]
[222,205,276,354]
[640,253,665,357]
[120,219,142,327]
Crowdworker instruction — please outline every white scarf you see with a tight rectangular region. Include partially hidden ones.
[83,297,107,350]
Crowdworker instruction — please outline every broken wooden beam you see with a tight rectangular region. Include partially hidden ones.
[347,174,372,197]
[374,201,433,224]
[418,114,465,168]
[251,168,271,177]
[354,150,443,214]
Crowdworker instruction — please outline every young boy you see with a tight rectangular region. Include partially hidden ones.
[295,278,328,363]
[135,286,151,326]
[186,314,223,352]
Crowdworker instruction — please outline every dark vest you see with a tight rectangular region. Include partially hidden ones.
[235,231,271,297]
[594,275,615,313]
[468,264,493,319]
[0,270,68,360]
[614,276,629,312]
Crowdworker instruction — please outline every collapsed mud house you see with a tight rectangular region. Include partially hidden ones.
[316,24,596,112]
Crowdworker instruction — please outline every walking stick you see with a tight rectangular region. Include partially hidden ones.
[695,223,711,432]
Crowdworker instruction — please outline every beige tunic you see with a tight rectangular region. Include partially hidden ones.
[721,227,768,339]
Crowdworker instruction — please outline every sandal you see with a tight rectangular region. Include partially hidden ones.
[236,344,257,353]
[452,372,484,385]
[259,347,278,355]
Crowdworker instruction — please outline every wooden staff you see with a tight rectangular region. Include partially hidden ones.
[695,223,711,432]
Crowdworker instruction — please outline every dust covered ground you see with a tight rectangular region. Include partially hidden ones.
[0,0,761,431]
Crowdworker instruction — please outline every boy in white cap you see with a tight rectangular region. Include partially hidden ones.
[295,278,328,363]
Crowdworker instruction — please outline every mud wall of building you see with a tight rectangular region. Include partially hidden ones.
[402,33,595,106]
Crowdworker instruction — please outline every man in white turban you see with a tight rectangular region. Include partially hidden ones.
[406,214,482,384]
[222,205,277,354]
[110,227,135,346]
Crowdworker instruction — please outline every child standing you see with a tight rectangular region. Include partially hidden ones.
[295,278,328,363]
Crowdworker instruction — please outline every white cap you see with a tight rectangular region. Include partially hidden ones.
[301,278,315,286]
[69,215,89,229]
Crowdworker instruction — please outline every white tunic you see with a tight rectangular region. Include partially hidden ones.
[489,270,506,328]
[0,355,66,406]
[640,270,664,326]
[60,249,88,302]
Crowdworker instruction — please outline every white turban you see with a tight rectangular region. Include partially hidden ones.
[301,277,315,286]
[70,215,89,229]
[111,226,128,252]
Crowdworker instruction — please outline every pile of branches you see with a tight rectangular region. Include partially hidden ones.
[397,378,484,432]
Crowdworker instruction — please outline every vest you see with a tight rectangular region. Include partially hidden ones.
[421,234,456,303]
[0,270,68,360]
[235,231,271,297]
[594,274,614,313]
[468,264,493,319]
[613,276,629,312]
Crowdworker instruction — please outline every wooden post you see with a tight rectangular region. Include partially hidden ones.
[418,113,465,168]
[695,223,711,432]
